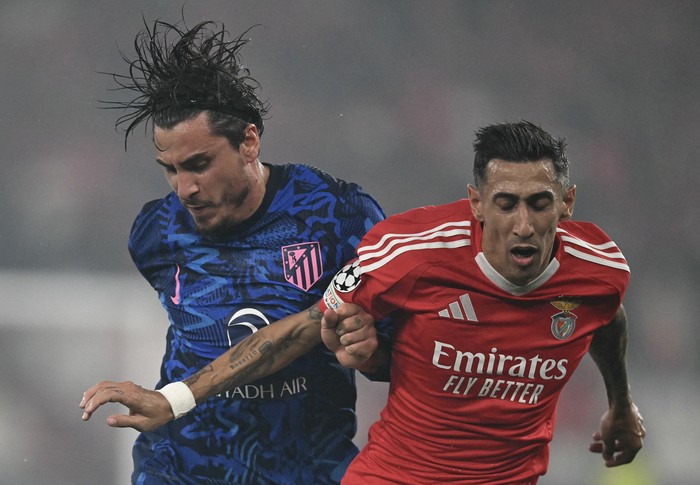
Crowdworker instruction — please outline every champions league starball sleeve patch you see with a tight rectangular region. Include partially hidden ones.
[321,260,361,311]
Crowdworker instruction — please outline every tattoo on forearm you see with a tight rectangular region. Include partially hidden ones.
[205,338,276,395]
[198,307,321,397]
[308,304,323,321]
[184,365,213,387]
[259,341,272,354]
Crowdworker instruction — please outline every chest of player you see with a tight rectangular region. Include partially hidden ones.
[157,216,337,297]
[390,268,616,400]
[151,234,332,345]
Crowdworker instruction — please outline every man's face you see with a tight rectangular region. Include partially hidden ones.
[154,112,265,236]
[469,159,576,286]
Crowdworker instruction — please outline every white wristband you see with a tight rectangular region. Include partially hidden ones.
[157,382,196,419]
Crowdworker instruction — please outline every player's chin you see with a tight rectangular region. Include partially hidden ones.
[194,217,230,237]
[504,266,542,287]
[198,208,253,236]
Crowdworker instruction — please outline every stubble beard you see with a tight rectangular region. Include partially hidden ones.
[195,180,252,238]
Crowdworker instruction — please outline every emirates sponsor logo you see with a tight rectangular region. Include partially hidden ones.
[432,340,570,405]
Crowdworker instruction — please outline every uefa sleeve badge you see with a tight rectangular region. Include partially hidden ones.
[332,260,362,293]
[322,260,362,311]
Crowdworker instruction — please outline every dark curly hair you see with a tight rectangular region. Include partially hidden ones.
[102,18,270,149]
[472,120,570,188]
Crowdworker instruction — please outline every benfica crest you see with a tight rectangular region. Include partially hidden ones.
[282,242,323,291]
[550,299,581,340]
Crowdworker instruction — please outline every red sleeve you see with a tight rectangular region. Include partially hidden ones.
[319,258,394,317]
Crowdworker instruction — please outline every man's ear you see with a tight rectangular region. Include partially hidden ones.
[560,184,576,221]
[468,184,485,221]
[240,124,260,162]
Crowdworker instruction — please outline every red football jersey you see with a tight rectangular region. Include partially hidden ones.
[320,199,629,484]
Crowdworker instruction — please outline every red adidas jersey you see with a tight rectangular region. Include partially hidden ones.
[320,199,629,484]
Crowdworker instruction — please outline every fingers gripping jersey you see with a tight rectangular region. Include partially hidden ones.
[321,199,629,484]
[128,164,385,484]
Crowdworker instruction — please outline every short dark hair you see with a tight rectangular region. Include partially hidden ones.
[102,18,269,149]
[472,120,569,188]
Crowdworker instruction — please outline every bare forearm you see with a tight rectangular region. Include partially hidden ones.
[184,304,323,403]
[588,305,632,408]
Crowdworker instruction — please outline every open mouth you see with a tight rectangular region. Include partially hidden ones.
[510,246,537,265]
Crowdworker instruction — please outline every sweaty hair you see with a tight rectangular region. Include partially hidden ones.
[102,18,269,148]
[472,120,570,188]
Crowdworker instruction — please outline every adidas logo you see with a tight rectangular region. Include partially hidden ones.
[438,293,478,322]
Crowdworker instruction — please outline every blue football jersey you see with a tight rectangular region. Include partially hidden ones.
[128,164,385,484]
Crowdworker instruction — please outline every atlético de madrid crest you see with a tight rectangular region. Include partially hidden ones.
[282,242,323,291]
[549,299,581,340]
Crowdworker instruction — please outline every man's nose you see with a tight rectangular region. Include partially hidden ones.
[176,172,199,200]
[513,205,534,238]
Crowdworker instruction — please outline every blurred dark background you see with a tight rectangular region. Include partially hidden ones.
[1,1,697,483]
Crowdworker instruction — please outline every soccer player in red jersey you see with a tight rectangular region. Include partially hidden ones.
[318,120,645,484]
[82,120,644,484]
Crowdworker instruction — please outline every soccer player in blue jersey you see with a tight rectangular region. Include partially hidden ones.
[84,119,646,484]
[80,18,390,484]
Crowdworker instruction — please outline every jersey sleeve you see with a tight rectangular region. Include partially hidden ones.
[127,198,165,283]
[336,181,386,263]
[319,210,411,383]
[556,220,631,330]
[318,216,416,319]
[318,257,385,320]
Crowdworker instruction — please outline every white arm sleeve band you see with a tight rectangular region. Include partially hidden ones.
[157,382,196,419]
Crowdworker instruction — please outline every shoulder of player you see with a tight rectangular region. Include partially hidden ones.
[275,163,384,220]
[130,193,180,231]
[128,193,186,257]
[367,199,471,236]
[269,163,325,195]
[556,220,630,282]
[557,220,625,254]
[278,163,352,195]
[358,200,473,270]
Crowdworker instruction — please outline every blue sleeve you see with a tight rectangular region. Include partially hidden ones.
[128,198,165,283]
[339,186,393,382]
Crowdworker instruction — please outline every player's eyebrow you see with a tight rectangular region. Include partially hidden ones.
[492,192,517,202]
[156,152,208,169]
[525,191,555,203]
[491,190,554,203]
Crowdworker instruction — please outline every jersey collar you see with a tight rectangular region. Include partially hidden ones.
[475,251,560,296]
